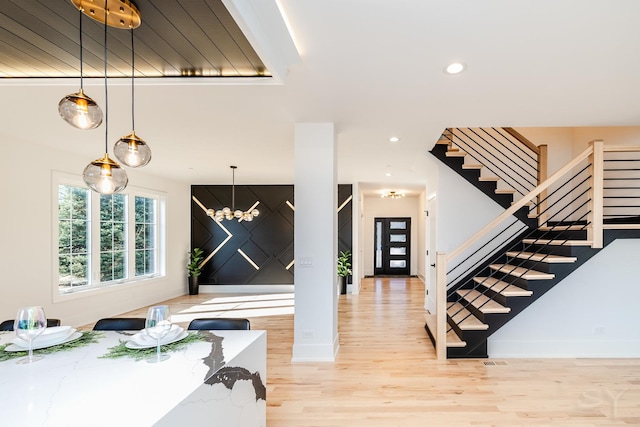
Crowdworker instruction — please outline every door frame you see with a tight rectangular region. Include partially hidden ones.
[373,217,411,276]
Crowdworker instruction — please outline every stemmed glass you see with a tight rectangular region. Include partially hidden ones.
[14,306,47,364]
[145,305,171,363]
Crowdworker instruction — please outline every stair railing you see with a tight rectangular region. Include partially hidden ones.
[433,140,640,359]
[434,141,597,360]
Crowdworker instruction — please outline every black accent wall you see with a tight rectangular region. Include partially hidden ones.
[191,184,352,285]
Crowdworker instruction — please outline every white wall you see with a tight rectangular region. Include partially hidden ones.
[489,238,640,357]
[362,195,420,276]
[0,139,190,327]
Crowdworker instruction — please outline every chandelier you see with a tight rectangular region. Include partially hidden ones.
[207,166,260,222]
[382,191,405,199]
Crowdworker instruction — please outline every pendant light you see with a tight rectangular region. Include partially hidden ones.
[206,166,260,222]
[82,0,127,194]
[113,27,151,168]
[58,2,103,130]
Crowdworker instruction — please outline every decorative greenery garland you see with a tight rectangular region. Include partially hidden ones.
[0,331,104,362]
[100,332,208,361]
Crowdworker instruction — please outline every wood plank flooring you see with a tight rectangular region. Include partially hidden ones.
[105,277,640,426]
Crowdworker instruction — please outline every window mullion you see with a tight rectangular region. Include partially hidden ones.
[127,194,136,279]
[90,190,100,284]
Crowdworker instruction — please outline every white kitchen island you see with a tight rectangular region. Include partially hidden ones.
[0,329,266,427]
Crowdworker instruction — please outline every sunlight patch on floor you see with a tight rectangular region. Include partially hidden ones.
[173,293,295,322]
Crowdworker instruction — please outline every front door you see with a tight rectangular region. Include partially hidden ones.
[374,217,411,276]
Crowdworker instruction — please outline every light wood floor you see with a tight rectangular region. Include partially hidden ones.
[114,277,640,426]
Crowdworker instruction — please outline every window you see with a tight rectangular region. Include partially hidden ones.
[56,177,163,295]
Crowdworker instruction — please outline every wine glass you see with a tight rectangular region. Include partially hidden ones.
[14,306,47,364]
[145,305,171,363]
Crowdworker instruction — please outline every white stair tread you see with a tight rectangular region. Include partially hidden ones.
[474,277,533,297]
[522,239,593,246]
[455,289,510,314]
[445,150,467,157]
[478,176,500,182]
[489,264,554,280]
[495,189,516,194]
[447,329,466,348]
[447,302,488,330]
[538,225,585,231]
[506,251,577,263]
[462,164,482,170]
[425,313,467,348]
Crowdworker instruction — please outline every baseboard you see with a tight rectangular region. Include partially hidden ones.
[198,284,294,294]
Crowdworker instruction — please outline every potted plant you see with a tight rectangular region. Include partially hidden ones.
[337,250,352,295]
[187,247,204,295]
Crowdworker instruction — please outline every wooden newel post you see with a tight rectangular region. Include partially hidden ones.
[537,144,548,226]
[435,252,447,361]
[588,140,604,249]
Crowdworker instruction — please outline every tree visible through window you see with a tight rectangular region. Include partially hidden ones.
[58,185,90,288]
[135,196,156,276]
[100,194,127,282]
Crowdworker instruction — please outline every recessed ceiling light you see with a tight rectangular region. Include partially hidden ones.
[389,136,400,143]
[445,62,465,74]
[385,172,392,177]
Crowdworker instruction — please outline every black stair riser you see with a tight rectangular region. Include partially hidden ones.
[529,229,588,240]
[519,243,590,257]
[447,338,487,358]
[507,259,577,275]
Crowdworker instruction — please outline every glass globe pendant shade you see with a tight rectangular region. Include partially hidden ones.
[58,89,103,130]
[82,154,128,194]
[113,131,152,167]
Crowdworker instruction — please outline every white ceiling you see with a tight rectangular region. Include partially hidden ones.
[2,0,640,195]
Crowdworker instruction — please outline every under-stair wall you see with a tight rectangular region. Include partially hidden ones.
[488,236,640,357]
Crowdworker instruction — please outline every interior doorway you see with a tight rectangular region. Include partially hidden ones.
[373,217,411,275]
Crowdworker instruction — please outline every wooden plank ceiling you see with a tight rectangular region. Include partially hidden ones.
[0,0,269,78]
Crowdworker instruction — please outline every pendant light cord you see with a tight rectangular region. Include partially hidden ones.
[231,166,236,211]
[130,27,135,131]
[78,4,84,91]
[103,0,108,153]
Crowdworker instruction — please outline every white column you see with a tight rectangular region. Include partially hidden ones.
[292,123,339,362]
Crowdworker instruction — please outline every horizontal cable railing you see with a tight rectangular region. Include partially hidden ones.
[442,127,541,198]
[603,151,640,223]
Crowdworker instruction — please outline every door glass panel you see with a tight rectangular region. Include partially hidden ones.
[389,234,406,243]
[390,260,406,268]
[390,247,406,255]
[375,221,382,268]
[389,221,406,230]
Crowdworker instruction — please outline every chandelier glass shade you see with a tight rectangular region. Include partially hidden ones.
[82,154,128,194]
[382,191,405,199]
[206,166,260,222]
[114,131,151,167]
[58,5,102,130]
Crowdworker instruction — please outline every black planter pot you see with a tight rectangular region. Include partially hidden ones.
[188,276,199,295]
[339,276,347,295]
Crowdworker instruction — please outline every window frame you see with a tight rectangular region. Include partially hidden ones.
[52,172,166,302]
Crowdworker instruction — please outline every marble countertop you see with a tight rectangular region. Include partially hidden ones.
[0,329,266,427]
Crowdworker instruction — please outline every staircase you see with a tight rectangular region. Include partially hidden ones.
[426,130,640,358]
